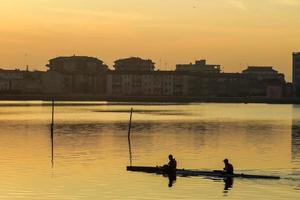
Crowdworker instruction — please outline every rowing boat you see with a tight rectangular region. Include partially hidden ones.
[127,166,280,179]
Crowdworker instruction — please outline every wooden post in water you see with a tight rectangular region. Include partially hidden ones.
[51,100,55,132]
[50,100,55,168]
[128,108,133,166]
[128,108,133,138]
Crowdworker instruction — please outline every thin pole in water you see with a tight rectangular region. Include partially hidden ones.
[128,108,133,138]
[128,108,133,166]
[51,100,55,132]
[50,100,55,168]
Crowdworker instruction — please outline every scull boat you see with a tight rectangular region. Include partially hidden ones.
[127,166,280,179]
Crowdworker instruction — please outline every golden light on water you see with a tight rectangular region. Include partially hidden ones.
[0,102,299,199]
[0,0,300,198]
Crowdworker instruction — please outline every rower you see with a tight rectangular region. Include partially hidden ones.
[223,159,234,175]
[168,154,177,173]
[167,154,177,187]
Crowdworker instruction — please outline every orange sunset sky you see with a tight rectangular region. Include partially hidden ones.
[0,0,300,81]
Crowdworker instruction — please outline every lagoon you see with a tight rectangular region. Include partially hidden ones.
[0,102,299,199]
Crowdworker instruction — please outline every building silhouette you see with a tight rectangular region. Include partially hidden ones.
[293,52,300,97]
[0,69,23,93]
[242,66,282,77]
[114,57,155,71]
[0,55,293,99]
[0,69,42,94]
[107,57,185,96]
[46,56,108,74]
[42,56,108,95]
[242,66,286,98]
[176,60,221,73]
[106,58,288,98]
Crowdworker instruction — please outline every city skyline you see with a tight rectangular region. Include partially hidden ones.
[1,1,300,199]
[0,54,295,81]
[1,1,300,81]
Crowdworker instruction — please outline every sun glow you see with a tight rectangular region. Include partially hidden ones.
[0,0,299,80]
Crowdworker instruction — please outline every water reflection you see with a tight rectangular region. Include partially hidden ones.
[94,109,192,116]
[1,102,298,199]
[223,177,234,192]
[292,121,300,163]
[53,120,286,135]
[51,128,54,168]
[292,105,300,164]
[166,174,177,188]
[47,119,291,170]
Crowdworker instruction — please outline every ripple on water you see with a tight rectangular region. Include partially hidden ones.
[0,103,299,199]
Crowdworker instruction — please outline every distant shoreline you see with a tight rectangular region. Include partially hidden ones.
[0,95,299,104]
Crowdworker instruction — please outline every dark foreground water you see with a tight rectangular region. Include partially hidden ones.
[0,101,299,199]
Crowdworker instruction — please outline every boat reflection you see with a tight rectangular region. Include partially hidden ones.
[208,177,234,193]
[163,174,234,190]
[167,173,177,188]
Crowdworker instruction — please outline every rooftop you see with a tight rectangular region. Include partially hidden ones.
[113,57,155,71]
[49,55,102,61]
[247,66,274,70]
[176,59,221,73]
[114,57,154,64]
[242,66,278,73]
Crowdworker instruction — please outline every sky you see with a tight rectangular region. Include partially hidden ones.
[0,0,300,81]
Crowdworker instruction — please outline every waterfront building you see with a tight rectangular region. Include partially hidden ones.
[22,70,43,94]
[0,69,23,79]
[0,56,291,99]
[242,66,285,81]
[242,66,286,98]
[42,72,107,95]
[284,82,293,97]
[293,52,300,97]
[0,69,24,93]
[263,79,284,98]
[113,57,155,71]
[0,80,9,92]
[41,71,70,94]
[106,71,189,97]
[46,55,108,74]
[176,60,221,73]
[242,66,278,75]
[44,56,108,95]
[107,57,180,96]
[106,60,288,98]
[185,73,251,97]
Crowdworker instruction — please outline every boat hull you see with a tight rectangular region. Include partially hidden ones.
[126,166,280,179]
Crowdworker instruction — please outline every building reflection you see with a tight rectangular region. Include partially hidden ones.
[292,120,300,162]
[292,105,300,163]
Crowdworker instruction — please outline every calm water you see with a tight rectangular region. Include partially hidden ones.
[0,101,299,199]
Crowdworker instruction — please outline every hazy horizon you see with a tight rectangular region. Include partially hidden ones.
[1,0,300,81]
